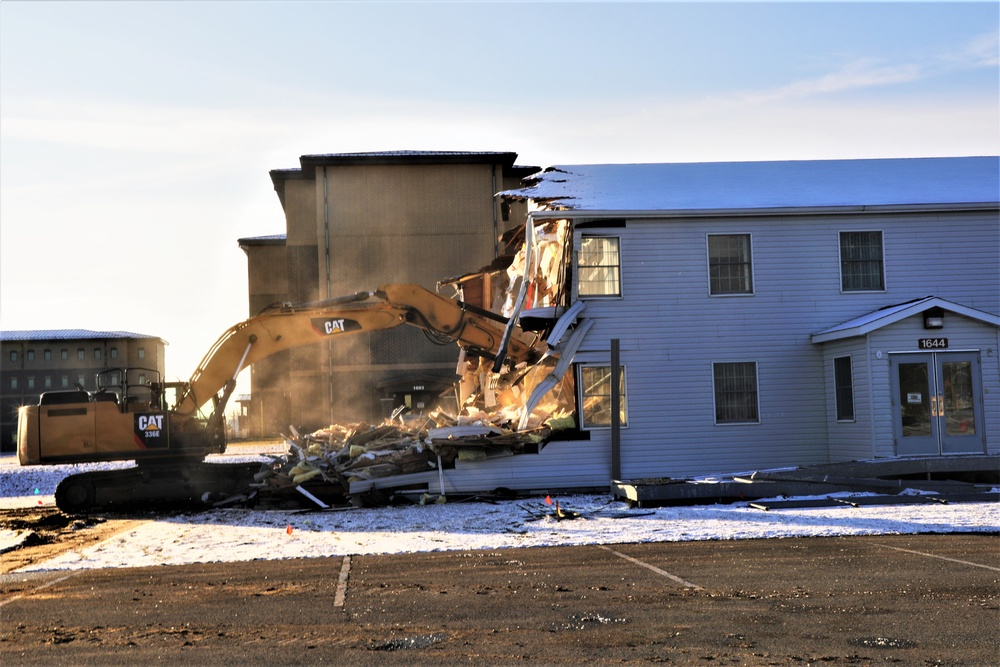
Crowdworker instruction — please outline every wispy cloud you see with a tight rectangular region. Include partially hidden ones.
[745,59,924,105]
[948,29,1000,68]
[718,30,998,108]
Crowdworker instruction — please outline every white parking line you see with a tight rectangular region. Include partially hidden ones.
[597,545,704,590]
[0,571,80,608]
[334,555,352,606]
[875,544,1000,572]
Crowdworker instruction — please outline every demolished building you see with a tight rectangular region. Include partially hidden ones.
[244,155,1000,505]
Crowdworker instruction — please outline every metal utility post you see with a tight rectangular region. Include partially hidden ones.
[611,338,621,481]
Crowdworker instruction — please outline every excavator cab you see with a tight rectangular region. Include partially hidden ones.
[17,367,211,466]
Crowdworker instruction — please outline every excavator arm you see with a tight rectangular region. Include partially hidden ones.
[24,284,543,512]
[173,284,542,425]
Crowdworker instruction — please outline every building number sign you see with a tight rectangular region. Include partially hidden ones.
[918,338,948,349]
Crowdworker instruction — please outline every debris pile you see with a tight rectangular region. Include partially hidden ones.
[230,218,584,509]
[241,406,577,507]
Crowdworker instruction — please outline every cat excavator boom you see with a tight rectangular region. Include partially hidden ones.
[17,285,542,512]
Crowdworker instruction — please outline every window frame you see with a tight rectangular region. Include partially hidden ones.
[706,233,754,296]
[833,355,855,422]
[712,361,760,425]
[577,235,623,299]
[576,363,629,430]
[839,230,885,292]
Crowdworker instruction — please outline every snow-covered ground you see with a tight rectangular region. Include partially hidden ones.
[2,452,998,573]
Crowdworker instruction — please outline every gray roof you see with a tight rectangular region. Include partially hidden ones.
[238,234,286,246]
[811,297,1000,343]
[303,150,518,160]
[295,150,522,173]
[1,329,164,343]
[268,150,536,208]
[504,156,999,215]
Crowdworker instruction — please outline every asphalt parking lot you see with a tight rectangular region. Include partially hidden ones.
[2,534,998,666]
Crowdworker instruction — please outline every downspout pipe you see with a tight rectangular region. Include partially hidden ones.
[491,166,500,258]
[611,338,621,481]
[323,168,334,423]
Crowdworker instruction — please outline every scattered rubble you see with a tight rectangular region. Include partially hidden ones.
[222,405,578,508]
[216,218,583,509]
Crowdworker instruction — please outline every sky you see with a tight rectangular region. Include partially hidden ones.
[1,1,997,397]
[2,448,998,571]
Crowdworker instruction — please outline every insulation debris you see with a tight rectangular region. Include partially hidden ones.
[245,406,578,507]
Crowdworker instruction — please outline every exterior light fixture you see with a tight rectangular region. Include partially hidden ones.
[923,307,944,330]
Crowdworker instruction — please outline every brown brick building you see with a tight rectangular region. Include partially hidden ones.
[238,151,535,436]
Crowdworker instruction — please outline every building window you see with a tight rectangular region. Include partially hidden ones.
[840,231,884,291]
[76,348,84,360]
[43,349,51,361]
[138,347,146,360]
[8,350,16,362]
[78,375,87,388]
[27,377,35,390]
[9,376,16,390]
[61,349,69,360]
[713,362,759,424]
[94,348,102,360]
[578,364,628,428]
[110,347,118,360]
[44,376,52,389]
[61,375,69,389]
[708,234,753,295]
[578,236,621,297]
[834,356,855,421]
[26,350,34,362]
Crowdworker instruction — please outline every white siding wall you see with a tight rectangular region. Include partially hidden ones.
[820,339,877,462]
[574,209,999,479]
[443,208,998,491]
[446,437,611,493]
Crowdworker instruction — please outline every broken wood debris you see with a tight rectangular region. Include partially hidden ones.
[519,496,656,522]
[240,409,577,507]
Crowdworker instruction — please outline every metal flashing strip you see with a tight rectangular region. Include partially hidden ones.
[525,203,999,221]
[517,319,594,431]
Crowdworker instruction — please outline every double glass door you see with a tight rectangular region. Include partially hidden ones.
[891,352,984,455]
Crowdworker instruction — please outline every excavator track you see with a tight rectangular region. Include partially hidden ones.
[54,460,265,514]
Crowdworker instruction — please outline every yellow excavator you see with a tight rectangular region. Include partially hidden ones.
[17,285,543,513]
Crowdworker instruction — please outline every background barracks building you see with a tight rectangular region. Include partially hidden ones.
[238,151,536,436]
[0,331,166,450]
